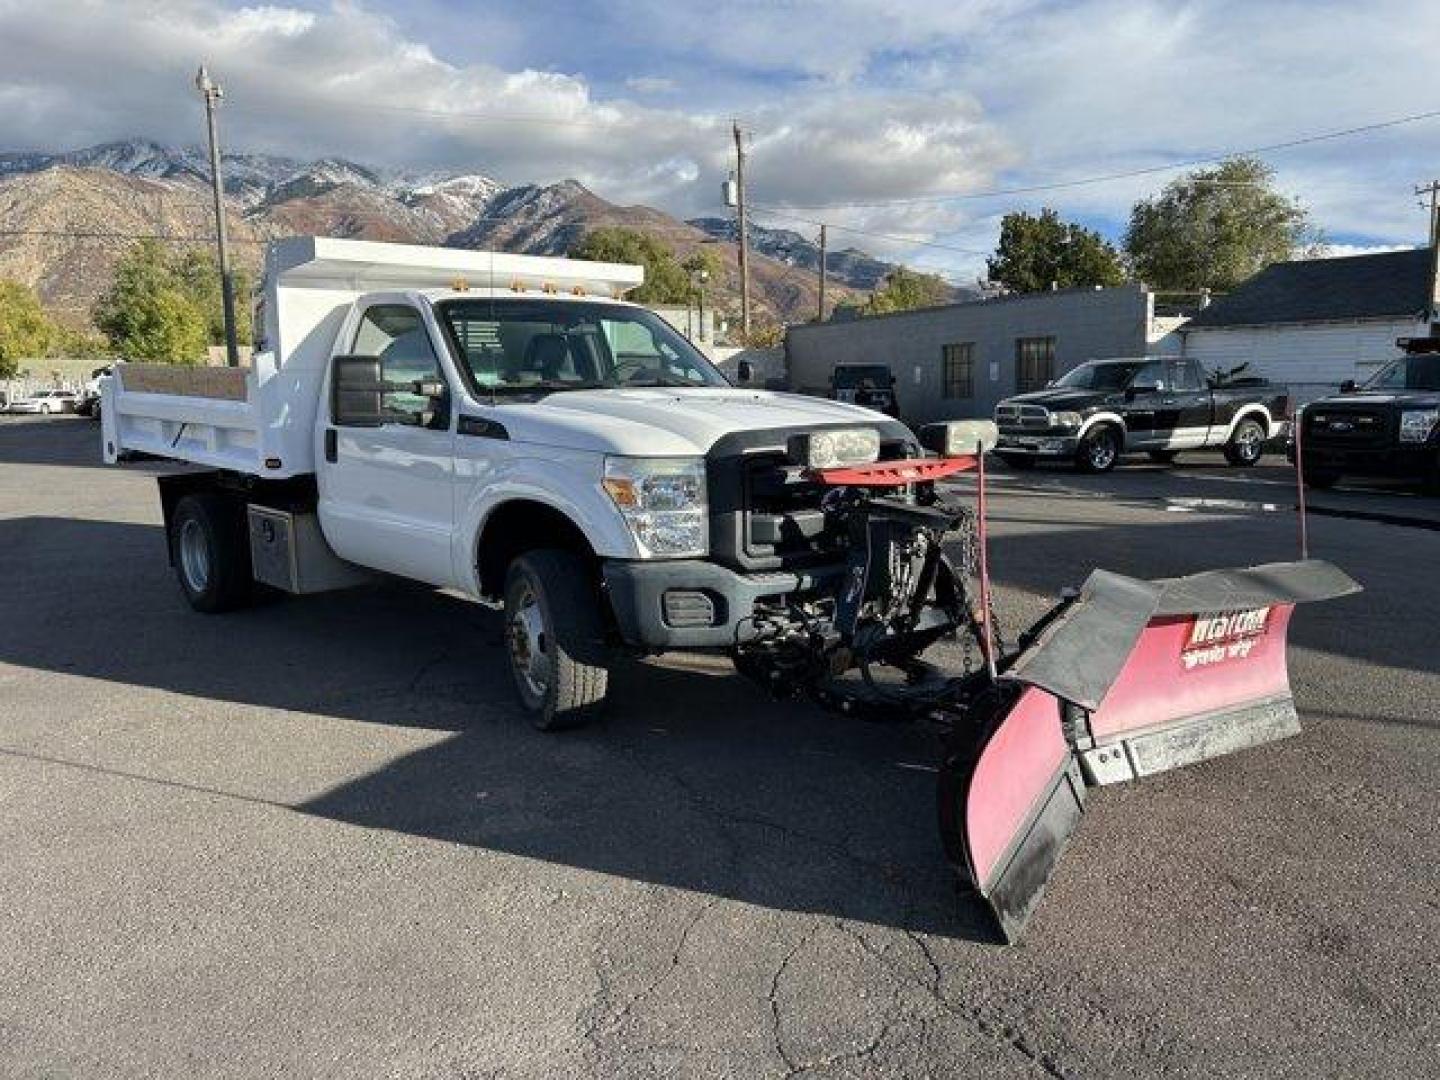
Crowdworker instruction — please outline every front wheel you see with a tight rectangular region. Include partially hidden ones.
[503,550,610,731]
[1225,417,1267,466]
[1075,426,1121,473]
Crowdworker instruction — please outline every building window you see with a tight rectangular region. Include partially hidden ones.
[941,343,975,399]
[1016,336,1056,393]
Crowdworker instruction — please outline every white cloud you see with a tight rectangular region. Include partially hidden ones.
[1,0,1437,276]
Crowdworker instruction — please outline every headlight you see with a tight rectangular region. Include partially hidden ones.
[1051,411,1082,429]
[787,427,880,469]
[1399,409,1439,444]
[603,456,708,557]
[919,419,998,456]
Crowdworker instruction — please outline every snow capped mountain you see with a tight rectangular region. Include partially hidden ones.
[0,139,867,325]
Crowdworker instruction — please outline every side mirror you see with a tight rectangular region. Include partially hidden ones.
[332,355,385,427]
[1339,379,1358,394]
[1127,381,1161,398]
[737,359,754,384]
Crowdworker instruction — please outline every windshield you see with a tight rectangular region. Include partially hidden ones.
[1364,355,1440,392]
[833,365,893,388]
[1054,361,1150,391]
[439,299,728,393]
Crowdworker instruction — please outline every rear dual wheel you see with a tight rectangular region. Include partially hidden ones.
[170,493,253,613]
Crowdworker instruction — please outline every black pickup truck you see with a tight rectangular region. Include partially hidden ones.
[994,356,1289,473]
[1291,337,1440,490]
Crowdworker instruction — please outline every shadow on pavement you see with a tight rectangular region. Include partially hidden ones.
[0,513,1001,943]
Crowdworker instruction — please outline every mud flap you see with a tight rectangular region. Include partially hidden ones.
[938,559,1359,942]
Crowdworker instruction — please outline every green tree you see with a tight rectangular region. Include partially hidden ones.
[1124,157,1318,292]
[93,240,209,363]
[0,279,53,378]
[173,248,253,347]
[987,209,1126,293]
[569,227,693,304]
[862,266,949,315]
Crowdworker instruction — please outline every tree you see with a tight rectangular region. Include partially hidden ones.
[862,266,949,315]
[173,248,253,347]
[0,279,53,378]
[987,209,1126,293]
[569,227,693,304]
[1124,157,1319,293]
[93,240,209,363]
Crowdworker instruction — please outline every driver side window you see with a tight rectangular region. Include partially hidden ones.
[354,305,448,428]
[1132,362,1166,391]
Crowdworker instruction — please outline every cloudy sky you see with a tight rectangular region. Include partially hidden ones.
[1,0,1437,280]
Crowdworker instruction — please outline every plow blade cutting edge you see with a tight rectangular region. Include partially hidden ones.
[938,559,1360,943]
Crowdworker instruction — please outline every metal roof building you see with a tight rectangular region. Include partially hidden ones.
[1181,248,1435,399]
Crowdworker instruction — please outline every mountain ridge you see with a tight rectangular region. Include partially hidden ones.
[0,138,895,327]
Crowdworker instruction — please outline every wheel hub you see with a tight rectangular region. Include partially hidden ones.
[178,518,211,593]
[508,589,551,698]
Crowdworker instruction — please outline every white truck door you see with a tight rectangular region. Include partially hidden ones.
[319,302,456,585]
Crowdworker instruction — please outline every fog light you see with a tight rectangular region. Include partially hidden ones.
[788,428,881,468]
[919,420,999,456]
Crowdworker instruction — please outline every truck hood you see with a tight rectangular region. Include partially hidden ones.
[486,388,906,456]
[1309,391,1440,409]
[1001,388,1115,412]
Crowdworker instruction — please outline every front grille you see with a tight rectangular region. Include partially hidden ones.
[707,426,915,572]
[996,403,1051,429]
[1303,407,1391,449]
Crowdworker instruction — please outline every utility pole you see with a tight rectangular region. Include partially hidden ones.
[732,121,751,336]
[1418,180,1440,333]
[196,66,240,368]
[817,223,828,322]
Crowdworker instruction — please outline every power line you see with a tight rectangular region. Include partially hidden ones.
[759,106,1440,210]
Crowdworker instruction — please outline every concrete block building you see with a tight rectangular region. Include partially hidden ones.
[785,284,1180,426]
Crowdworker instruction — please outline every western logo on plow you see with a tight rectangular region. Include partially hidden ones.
[1181,607,1271,670]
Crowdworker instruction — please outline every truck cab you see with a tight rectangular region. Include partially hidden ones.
[102,238,925,728]
[1293,337,1440,489]
[994,356,1287,473]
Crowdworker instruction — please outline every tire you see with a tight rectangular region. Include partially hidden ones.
[1302,467,1340,490]
[1147,450,1180,464]
[170,493,254,613]
[1225,417,1267,467]
[503,549,610,731]
[997,452,1036,470]
[1075,426,1121,473]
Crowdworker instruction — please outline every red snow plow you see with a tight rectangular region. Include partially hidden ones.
[733,421,1360,942]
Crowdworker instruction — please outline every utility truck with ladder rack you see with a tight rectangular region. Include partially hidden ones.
[102,237,1358,942]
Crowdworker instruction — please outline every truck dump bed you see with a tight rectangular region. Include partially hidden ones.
[101,360,286,475]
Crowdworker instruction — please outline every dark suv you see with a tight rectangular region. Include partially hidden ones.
[1292,337,1440,490]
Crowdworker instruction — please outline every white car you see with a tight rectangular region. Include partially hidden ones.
[8,389,80,414]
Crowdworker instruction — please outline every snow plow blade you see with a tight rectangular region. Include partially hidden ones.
[939,559,1360,943]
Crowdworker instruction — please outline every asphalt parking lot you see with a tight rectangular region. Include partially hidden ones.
[2,415,1437,1078]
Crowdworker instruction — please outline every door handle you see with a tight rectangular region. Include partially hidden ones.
[325,428,338,463]
[1162,398,1178,405]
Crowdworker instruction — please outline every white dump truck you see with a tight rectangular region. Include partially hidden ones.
[103,236,1357,942]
